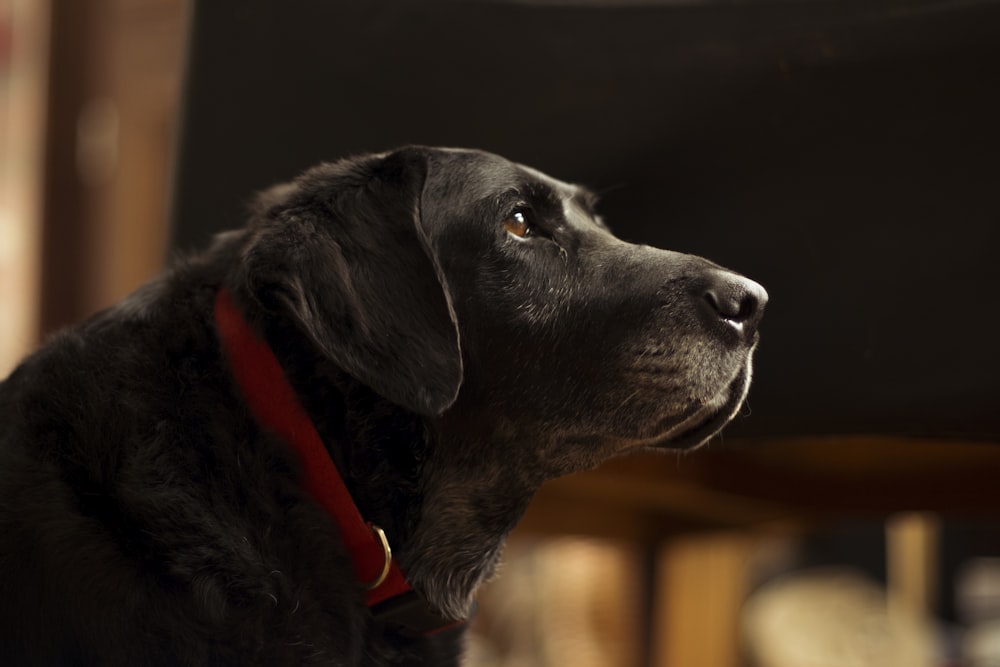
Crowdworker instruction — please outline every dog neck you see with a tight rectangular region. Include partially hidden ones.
[400,456,537,619]
[214,287,465,635]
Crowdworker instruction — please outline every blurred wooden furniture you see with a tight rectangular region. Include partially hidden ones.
[515,437,1000,665]
[521,437,1000,537]
[0,0,49,375]
[38,0,186,335]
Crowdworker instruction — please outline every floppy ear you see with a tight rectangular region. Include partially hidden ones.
[237,148,462,416]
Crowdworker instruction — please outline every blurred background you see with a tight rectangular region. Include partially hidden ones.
[3,1,1000,665]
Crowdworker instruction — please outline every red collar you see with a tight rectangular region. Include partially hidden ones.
[214,288,462,636]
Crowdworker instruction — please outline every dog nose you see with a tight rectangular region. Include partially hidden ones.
[702,271,768,339]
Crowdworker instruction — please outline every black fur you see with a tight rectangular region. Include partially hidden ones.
[0,146,766,665]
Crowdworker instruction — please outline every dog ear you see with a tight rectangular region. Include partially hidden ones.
[238,148,462,416]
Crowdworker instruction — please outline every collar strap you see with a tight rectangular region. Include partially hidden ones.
[214,288,463,636]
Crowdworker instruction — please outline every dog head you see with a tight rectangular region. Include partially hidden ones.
[238,146,765,470]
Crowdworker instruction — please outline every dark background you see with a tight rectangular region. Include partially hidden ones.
[172,0,1000,441]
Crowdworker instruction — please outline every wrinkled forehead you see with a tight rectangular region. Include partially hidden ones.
[425,148,587,207]
[512,163,580,200]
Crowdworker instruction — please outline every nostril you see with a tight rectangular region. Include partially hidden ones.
[701,290,722,318]
[734,293,760,322]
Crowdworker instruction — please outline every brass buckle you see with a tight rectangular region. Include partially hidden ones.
[364,524,392,591]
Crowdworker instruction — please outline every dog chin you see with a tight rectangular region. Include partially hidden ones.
[647,363,752,451]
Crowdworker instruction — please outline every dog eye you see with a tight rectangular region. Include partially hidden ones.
[503,209,535,239]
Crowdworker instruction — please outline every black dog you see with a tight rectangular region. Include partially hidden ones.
[0,147,766,665]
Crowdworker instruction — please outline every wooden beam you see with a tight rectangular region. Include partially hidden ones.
[650,533,758,667]
[692,436,1000,513]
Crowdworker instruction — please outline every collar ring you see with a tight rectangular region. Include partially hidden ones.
[364,524,392,591]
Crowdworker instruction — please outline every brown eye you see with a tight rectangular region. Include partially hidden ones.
[503,210,532,238]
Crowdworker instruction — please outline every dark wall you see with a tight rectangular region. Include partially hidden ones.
[172,0,1000,440]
